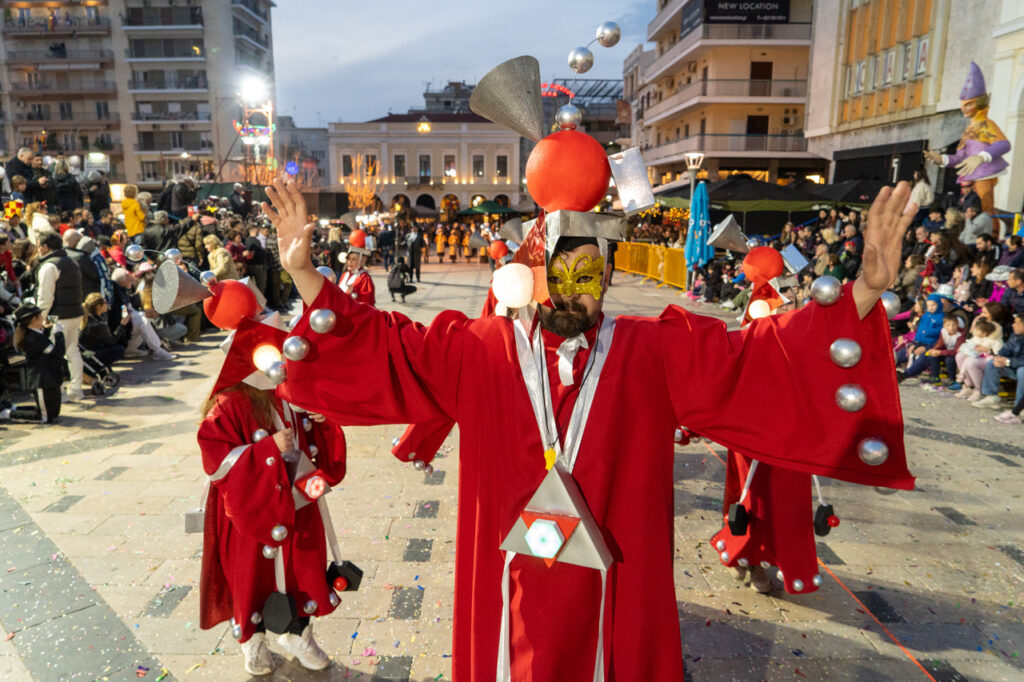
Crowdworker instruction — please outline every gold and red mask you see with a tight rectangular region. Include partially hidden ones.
[546,254,606,300]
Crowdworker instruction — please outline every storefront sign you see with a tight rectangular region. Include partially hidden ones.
[704,0,789,23]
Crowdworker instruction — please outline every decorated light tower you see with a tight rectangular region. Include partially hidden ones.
[235,78,277,190]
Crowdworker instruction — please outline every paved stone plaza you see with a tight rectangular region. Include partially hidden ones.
[0,262,1021,681]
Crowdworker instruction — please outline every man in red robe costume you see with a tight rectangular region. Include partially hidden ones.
[264,170,917,681]
[338,231,375,306]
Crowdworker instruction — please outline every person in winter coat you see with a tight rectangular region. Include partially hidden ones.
[53,160,84,212]
[85,171,111,215]
[62,229,101,297]
[170,179,198,220]
[121,184,147,238]
[974,313,1024,412]
[204,234,239,280]
[7,303,65,423]
[78,292,126,367]
[176,217,207,269]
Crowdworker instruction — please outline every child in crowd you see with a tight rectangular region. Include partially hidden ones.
[955,318,1003,400]
[901,312,963,385]
[9,175,26,202]
[896,295,943,368]
[4,304,65,423]
[387,256,415,303]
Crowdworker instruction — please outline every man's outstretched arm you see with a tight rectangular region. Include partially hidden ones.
[852,180,916,320]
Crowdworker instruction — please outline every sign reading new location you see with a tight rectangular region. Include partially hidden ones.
[704,0,790,23]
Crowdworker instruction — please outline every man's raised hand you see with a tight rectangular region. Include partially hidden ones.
[262,176,315,275]
[852,181,916,319]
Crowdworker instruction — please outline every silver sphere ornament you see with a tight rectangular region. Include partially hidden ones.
[250,612,262,625]
[262,545,278,559]
[303,600,318,615]
[791,579,804,592]
[829,338,862,368]
[555,104,582,130]
[811,276,842,306]
[270,524,288,542]
[265,456,275,466]
[252,428,269,442]
[316,265,337,284]
[720,551,730,562]
[413,459,426,471]
[164,248,183,264]
[812,574,823,587]
[777,570,784,581]
[715,539,726,552]
[329,592,340,607]
[287,315,301,331]
[309,308,337,334]
[199,270,218,287]
[880,290,900,318]
[391,436,401,447]
[231,623,243,640]
[595,21,621,47]
[858,438,889,466]
[761,561,771,569]
[737,557,749,567]
[309,444,318,456]
[282,336,310,362]
[424,463,434,474]
[745,237,761,250]
[264,361,287,386]
[874,485,898,495]
[125,244,145,262]
[835,384,867,412]
[567,46,594,74]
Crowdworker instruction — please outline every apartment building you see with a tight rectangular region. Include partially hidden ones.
[277,115,328,189]
[806,0,1010,201]
[632,0,824,186]
[0,0,276,189]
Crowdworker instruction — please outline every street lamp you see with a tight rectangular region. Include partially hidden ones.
[684,151,704,199]
[240,77,269,107]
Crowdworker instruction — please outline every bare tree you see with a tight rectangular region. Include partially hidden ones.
[342,153,381,211]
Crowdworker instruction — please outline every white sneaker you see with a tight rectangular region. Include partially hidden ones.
[0,408,10,420]
[240,631,274,675]
[749,565,773,594]
[124,348,147,358]
[277,623,330,670]
[151,349,177,361]
[63,388,84,403]
[721,301,737,310]
[966,390,983,402]
[972,395,1003,409]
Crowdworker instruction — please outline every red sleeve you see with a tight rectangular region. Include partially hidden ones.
[391,419,453,464]
[353,273,375,306]
[198,392,296,545]
[660,282,913,490]
[278,279,465,427]
[307,418,347,486]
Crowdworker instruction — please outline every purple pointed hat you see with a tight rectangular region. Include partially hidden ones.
[960,62,986,101]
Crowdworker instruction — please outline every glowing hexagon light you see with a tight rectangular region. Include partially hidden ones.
[524,519,565,559]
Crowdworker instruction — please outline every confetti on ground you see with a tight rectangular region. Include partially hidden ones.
[4,633,14,641]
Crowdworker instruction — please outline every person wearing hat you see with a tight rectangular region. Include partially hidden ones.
[6,303,65,423]
[204,234,239,281]
[229,182,249,219]
[338,233,374,306]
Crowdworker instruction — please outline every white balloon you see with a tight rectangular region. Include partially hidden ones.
[748,299,771,319]
[492,263,534,309]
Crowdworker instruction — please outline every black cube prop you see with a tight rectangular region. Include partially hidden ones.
[727,503,749,536]
[262,592,300,634]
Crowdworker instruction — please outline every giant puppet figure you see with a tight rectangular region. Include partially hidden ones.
[262,32,917,682]
[926,61,1011,230]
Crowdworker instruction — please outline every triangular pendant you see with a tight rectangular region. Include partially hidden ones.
[500,466,613,571]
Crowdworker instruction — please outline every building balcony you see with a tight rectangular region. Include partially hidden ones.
[2,16,110,37]
[644,79,808,125]
[37,141,123,155]
[13,113,120,128]
[647,0,684,41]
[134,143,213,155]
[231,0,270,24]
[122,14,204,31]
[6,48,114,64]
[132,112,212,123]
[126,77,209,92]
[645,23,812,82]
[234,24,270,50]
[10,80,117,96]
[642,133,809,165]
[125,48,205,62]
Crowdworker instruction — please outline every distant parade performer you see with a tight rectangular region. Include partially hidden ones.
[435,225,446,262]
[926,61,1010,234]
[448,227,459,263]
[263,37,915,678]
[338,229,375,306]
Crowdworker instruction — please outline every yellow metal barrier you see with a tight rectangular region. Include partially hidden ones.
[615,242,689,290]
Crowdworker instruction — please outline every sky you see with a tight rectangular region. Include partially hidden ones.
[270,0,651,126]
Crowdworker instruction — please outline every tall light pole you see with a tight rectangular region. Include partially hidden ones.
[684,151,704,200]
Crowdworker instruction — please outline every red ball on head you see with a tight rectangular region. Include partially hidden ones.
[525,130,610,212]
[488,240,509,260]
[742,246,785,283]
[203,280,261,330]
[349,229,367,249]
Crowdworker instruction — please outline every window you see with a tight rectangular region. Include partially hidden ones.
[141,161,159,180]
[419,154,431,178]
[496,155,508,178]
[199,132,212,148]
[342,154,352,176]
[472,154,484,177]
[170,131,184,149]
[59,102,73,121]
[393,154,405,177]
[96,101,111,119]
[444,154,456,178]
[311,150,325,161]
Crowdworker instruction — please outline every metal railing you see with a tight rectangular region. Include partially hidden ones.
[6,48,113,61]
[642,133,808,163]
[10,80,116,93]
[231,0,269,21]
[646,23,812,81]
[125,47,205,60]
[233,22,269,47]
[14,112,120,123]
[134,142,213,153]
[133,111,212,122]
[127,76,208,90]
[2,17,110,34]
[645,79,807,122]
[122,12,203,27]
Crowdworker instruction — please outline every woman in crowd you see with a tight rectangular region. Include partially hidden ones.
[955,317,1003,401]
[898,254,926,299]
[204,234,239,280]
[966,261,994,312]
[108,230,129,268]
[79,292,127,368]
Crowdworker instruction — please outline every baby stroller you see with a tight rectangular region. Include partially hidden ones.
[80,346,120,397]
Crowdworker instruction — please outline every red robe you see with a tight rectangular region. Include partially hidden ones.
[340,269,375,306]
[280,281,912,681]
[198,389,347,642]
